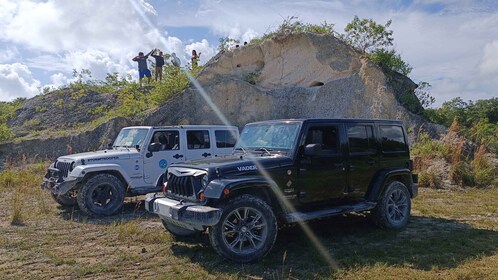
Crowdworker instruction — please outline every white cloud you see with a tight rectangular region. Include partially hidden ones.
[0,46,19,63]
[184,40,216,66]
[479,40,498,77]
[0,0,161,53]
[0,63,41,101]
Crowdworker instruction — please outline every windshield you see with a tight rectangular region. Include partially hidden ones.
[235,122,301,153]
[113,128,149,148]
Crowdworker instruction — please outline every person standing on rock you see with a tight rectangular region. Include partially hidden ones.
[191,49,201,68]
[151,49,165,81]
[132,50,153,86]
[171,52,181,67]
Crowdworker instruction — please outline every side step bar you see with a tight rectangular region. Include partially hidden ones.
[285,201,377,223]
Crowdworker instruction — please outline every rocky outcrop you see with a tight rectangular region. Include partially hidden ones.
[1,32,444,169]
[146,33,442,139]
[8,88,117,137]
[0,117,135,169]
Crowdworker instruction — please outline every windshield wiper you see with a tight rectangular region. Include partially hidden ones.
[255,148,272,156]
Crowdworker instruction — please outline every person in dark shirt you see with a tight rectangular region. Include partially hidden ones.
[132,50,153,86]
[151,49,165,81]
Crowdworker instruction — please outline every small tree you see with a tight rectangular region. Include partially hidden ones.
[344,16,394,53]
[368,49,412,75]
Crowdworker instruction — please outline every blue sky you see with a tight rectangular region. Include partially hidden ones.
[1,0,497,107]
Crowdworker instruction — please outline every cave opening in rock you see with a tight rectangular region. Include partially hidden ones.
[310,81,324,87]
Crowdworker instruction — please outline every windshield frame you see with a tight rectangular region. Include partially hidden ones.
[235,121,302,157]
[113,128,150,149]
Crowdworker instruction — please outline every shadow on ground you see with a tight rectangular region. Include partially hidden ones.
[56,198,157,224]
[169,214,498,278]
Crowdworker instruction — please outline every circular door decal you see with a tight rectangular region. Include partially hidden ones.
[159,159,168,168]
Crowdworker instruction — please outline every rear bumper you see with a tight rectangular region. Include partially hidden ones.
[411,174,418,198]
[145,194,222,231]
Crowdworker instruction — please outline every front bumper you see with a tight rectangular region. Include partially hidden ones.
[41,168,80,195]
[145,193,222,231]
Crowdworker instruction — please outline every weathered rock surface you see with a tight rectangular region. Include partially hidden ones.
[0,117,134,169]
[1,32,444,168]
[146,33,443,138]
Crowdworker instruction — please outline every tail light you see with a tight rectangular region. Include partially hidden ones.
[162,182,168,193]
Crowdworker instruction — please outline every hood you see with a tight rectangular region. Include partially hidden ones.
[170,153,293,176]
[56,148,140,163]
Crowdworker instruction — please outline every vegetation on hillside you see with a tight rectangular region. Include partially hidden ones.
[0,98,25,142]
[426,97,498,150]
[0,65,194,142]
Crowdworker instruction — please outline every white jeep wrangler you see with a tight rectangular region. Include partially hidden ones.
[42,125,239,216]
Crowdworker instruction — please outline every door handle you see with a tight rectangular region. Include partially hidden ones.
[367,159,376,165]
[173,154,184,159]
[202,152,211,157]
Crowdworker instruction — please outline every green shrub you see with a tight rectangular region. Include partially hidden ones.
[368,49,412,76]
[0,124,13,142]
[411,133,449,160]
[418,170,444,189]
[450,161,475,187]
[471,146,496,187]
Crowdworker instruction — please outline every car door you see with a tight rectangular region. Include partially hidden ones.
[297,123,347,204]
[345,123,379,199]
[185,129,214,161]
[143,129,185,185]
[212,128,238,157]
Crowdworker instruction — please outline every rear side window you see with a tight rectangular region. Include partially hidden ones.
[215,130,238,148]
[187,130,210,149]
[380,125,407,152]
[347,125,375,154]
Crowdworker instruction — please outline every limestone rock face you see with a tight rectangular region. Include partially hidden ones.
[1,32,443,168]
[147,33,439,139]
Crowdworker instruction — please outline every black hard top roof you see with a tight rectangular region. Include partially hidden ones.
[246,118,404,125]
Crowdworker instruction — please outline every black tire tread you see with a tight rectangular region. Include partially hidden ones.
[208,194,277,263]
[372,181,411,229]
[51,192,77,207]
[76,173,125,216]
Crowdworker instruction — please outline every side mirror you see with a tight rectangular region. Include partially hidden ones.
[106,143,113,150]
[148,142,161,153]
[304,144,322,156]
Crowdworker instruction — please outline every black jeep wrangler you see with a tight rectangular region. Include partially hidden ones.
[145,119,418,263]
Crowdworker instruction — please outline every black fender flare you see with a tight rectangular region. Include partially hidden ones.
[366,168,415,201]
[203,176,278,199]
[203,176,288,215]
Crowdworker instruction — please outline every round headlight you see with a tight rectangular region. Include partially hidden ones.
[201,175,209,188]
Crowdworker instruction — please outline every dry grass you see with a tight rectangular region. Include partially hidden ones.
[0,165,497,279]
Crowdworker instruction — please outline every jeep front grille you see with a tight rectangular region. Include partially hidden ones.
[56,161,71,178]
[167,174,194,197]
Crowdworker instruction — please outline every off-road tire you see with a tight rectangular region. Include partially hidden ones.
[372,181,411,229]
[161,219,200,239]
[51,191,77,207]
[209,194,277,263]
[77,173,125,216]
